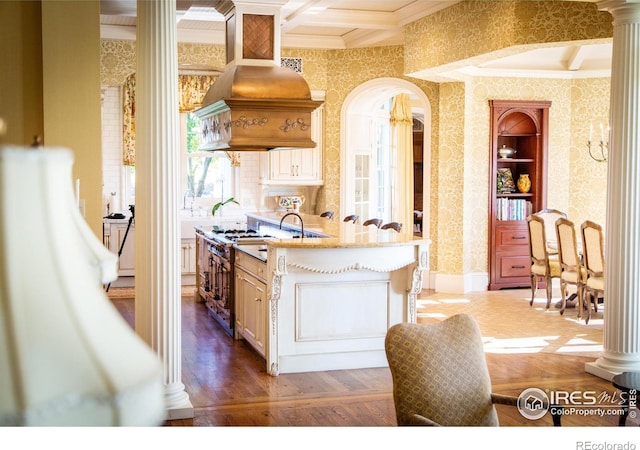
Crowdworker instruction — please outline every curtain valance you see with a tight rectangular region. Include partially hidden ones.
[122,73,217,166]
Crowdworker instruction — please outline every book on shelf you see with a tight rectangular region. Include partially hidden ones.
[496,198,532,221]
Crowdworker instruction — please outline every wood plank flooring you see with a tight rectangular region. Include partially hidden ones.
[108,285,638,432]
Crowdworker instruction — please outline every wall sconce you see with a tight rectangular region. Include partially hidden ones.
[587,122,608,162]
[0,146,165,426]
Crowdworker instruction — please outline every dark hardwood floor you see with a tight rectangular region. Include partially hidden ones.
[108,285,638,439]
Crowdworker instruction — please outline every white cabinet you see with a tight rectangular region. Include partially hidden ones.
[103,221,197,278]
[180,238,197,274]
[259,102,324,186]
[266,147,320,182]
[104,220,136,276]
[234,251,267,356]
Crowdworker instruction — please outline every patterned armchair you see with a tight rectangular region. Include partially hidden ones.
[384,314,519,426]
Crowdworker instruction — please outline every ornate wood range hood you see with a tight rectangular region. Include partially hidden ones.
[195,0,323,152]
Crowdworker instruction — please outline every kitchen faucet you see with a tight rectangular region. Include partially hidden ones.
[279,212,304,238]
[183,189,195,214]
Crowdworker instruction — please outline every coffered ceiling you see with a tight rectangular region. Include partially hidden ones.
[99,0,612,80]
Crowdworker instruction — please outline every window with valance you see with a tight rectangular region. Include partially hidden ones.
[122,73,217,166]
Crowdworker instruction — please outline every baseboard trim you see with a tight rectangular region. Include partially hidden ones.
[434,272,488,294]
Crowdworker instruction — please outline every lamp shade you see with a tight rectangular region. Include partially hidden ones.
[0,146,165,426]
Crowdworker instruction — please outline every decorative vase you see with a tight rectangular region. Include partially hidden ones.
[497,168,515,193]
[517,173,531,193]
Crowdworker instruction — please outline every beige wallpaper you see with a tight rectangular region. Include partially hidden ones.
[401,0,611,278]
[282,47,329,92]
[568,78,609,230]
[100,39,136,86]
[317,46,443,269]
[437,83,465,274]
[404,1,612,77]
[100,0,612,285]
[101,41,227,86]
[322,46,406,211]
[430,74,609,276]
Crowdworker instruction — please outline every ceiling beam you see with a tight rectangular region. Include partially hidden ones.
[567,45,589,71]
[395,1,461,27]
[281,33,346,49]
[289,9,399,30]
[281,0,339,32]
[342,28,404,49]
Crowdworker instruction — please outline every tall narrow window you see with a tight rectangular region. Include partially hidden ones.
[374,111,391,220]
[351,101,392,222]
[354,154,370,220]
[181,112,232,215]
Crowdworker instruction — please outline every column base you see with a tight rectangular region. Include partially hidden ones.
[585,361,618,381]
[586,355,640,381]
[165,400,195,420]
[164,382,194,419]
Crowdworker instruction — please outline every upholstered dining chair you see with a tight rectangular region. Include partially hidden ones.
[320,211,334,220]
[385,314,521,426]
[534,208,567,252]
[527,214,561,309]
[381,222,402,232]
[343,214,358,223]
[555,217,586,317]
[581,220,605,324]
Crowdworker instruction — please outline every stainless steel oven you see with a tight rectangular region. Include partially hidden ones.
[204,240,234,335]
[198,228,268,337]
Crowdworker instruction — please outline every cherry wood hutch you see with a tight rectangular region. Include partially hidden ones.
[488,100,551,290]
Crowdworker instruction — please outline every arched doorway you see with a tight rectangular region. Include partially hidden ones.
[340,78,431,241]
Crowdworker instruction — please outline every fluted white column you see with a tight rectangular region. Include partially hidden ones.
[135,0,193,418]
[586,1,640,380]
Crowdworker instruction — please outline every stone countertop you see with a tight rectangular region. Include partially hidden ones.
[245,211,430,249]
[246,211,334,237]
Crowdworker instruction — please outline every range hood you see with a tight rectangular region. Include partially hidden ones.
[194,1,323,152]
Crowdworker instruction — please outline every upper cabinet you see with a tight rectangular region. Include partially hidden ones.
[259,97,324,186]
[488,100,551,290]
[264,145,321,183]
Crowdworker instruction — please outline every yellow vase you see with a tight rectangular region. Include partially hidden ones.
[517,174,531,193]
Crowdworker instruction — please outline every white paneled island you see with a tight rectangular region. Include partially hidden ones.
[240,212,430,376]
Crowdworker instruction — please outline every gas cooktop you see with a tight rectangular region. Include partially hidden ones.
[207,228,273,245]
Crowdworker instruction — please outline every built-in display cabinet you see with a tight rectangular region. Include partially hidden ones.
[488,100,550,290]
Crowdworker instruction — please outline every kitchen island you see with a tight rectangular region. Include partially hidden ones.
[239,211,430,376]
